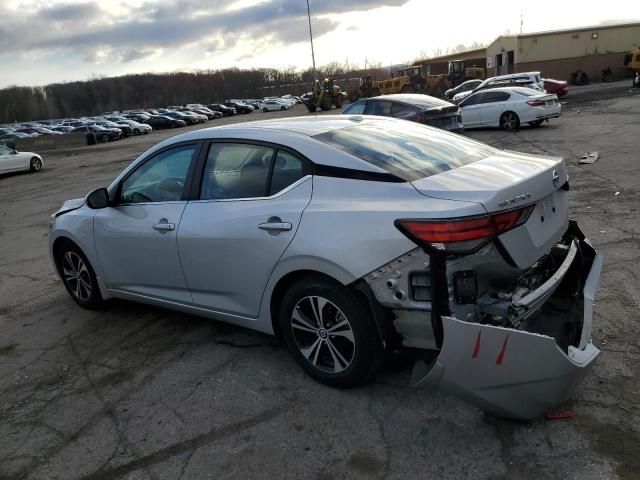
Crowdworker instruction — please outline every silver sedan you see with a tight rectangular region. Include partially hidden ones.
[49,116,602,419]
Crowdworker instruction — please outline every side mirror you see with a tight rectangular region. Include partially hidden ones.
[86,188,110,209]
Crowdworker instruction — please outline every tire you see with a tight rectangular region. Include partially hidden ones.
[55,242,103,309]
[529,120,544,127]
[29,157,42,172]
[335,95,344,108]
[281,106,286,111]
[101,134,110,142]
[306,103,317,113]
[263,107,268,113]
[320,96,332,111]
[500,111,520,131]
[279,275,383,388]
[133,128,140,135]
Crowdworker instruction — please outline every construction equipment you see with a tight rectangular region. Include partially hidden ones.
[373,65,451,98]
[347,76,381,102]
[623,48,640,87]
[447,60,486,87]
[304,78,345,112]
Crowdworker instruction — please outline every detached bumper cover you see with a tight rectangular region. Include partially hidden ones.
[410,225,603,420]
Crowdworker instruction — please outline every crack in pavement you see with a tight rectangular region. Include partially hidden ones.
[79,404,289,480]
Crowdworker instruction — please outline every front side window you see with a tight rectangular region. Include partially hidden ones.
[120,144,197,203]
[0,145,12,155]
[200,143,273,200]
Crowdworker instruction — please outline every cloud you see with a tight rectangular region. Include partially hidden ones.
[0,0,410,63]
[36,3,102,23]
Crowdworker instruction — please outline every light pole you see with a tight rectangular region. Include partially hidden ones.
[306,0,317,84]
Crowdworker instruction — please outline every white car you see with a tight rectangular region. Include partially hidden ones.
[0,144,43,174]
[453,72,545,103]
[459,87,561,130]
[260,100,291,112]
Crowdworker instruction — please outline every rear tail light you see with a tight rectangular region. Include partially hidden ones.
[395,205,534,254]
[526,100,546,106]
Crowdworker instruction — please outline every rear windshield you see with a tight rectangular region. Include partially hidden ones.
[314,121,497,181]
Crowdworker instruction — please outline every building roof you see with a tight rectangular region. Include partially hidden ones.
[414,48,487,65]
[492,21,640,42]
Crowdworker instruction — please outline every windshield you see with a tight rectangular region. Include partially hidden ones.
[314,121,497,181]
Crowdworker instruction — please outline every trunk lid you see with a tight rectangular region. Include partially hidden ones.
[411,151,570,267]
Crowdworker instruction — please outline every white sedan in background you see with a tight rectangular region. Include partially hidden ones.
[260,100,292,112]
[0,144,43,174]
[459,87,561,130]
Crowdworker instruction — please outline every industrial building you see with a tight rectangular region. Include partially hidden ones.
[415,22,640,82]
[486,22,640,81]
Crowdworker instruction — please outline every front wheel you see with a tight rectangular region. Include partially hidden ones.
[281,106,286,111]
[101,134,110,142]
[133,128,141,135]
[55,243,103,309]
[30,157,42,172]
[500,111,520,131]
[279,276,383,388]
[263,107,268,112]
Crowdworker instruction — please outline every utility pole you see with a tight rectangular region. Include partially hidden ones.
[306,0,317,84]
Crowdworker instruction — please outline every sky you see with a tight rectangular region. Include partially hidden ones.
[0,0,637,88]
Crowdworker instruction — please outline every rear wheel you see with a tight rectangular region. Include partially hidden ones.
[320,96,332,111]
[263,107,268,112]
[500,111,520,131]
[55,243,103,309]
[279,276,383,388]
[29,157,42,172]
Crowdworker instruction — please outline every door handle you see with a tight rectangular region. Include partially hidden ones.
[152,222,175,231]
[258,222,292,232]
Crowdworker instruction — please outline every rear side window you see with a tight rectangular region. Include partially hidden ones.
[201,144,273,200]
[269,151,305,195]
[390,102,418,118]
[343,102,366,115]
[314,122,497,181]
[484,92,510,102]
[364,101,392,116]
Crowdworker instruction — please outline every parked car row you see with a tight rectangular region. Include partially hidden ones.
[0,95,304,145]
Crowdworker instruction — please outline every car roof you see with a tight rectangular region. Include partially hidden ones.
[365,94,454,108]
[472,86,543,95]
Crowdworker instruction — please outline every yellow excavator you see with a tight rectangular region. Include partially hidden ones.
[623,48,640,87]
[348,66,451,102]
[305,78,346,112]
[447,59,486,87]
[347,76,381,102]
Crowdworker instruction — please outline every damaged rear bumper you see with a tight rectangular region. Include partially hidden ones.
[410,223,603,419]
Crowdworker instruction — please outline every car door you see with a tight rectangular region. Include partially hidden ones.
[178,142,312,317]
[477,91,511,126]
[93,142,201,302]
[459,92,486,126]
[0,145,24,173]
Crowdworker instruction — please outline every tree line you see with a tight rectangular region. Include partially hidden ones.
[0,62,386,123]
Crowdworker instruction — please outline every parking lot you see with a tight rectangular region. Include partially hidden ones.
[1,95,639,480]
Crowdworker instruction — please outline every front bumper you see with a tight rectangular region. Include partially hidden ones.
[410,224,603,419]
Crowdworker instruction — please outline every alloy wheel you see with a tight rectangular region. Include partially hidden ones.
[62,251,92,301]
[30,158,42,171]
[290,296,356,373]
[502,112,517,130]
